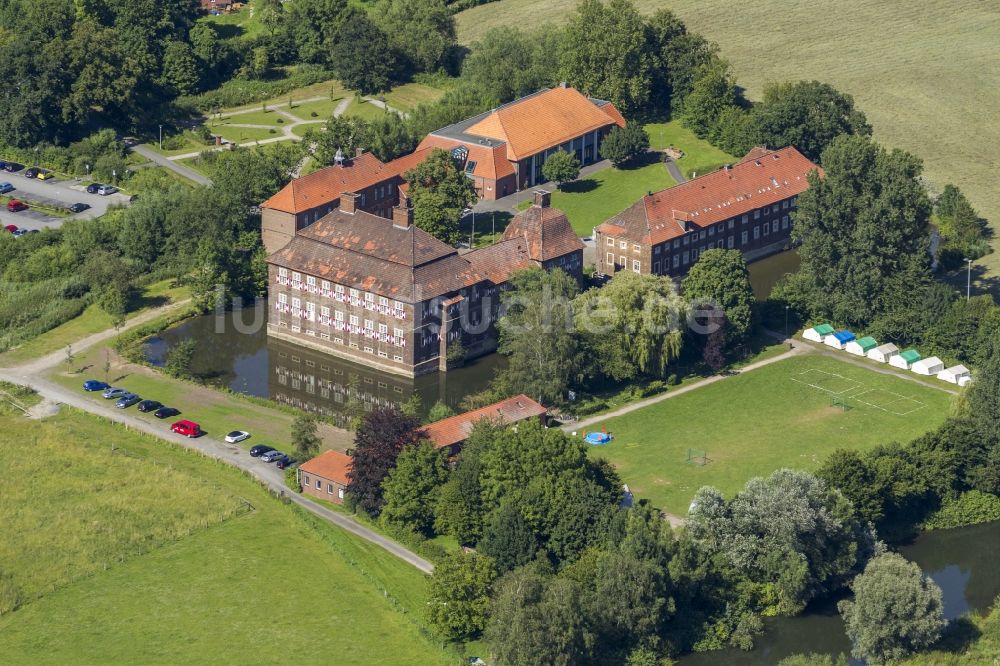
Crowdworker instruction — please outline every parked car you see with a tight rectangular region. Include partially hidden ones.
[0,182,13,194]
[23,167,39,178]
[260,449,286,463]
[83,379,110,392]
[101,387,127,399]
[86,183,102,194]
[4,224,16,233]
[275,456,297,470]
[97,184,117,196]
[28,229,38,233]
[6,200,27,212]
[68,203,90,213]
[3,162,24,173]
[137,399,162,413]
[115,393,141,409]
[153,406,180,419]
[224,430,250,443]
[171,419,202,437]
[35,169,54,180]
[249,444,275,458]
[12,228,27,237]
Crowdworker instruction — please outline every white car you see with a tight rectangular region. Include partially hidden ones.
[224,430,251,443]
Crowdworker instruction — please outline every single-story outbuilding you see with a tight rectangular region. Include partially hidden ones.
[824,330,856,350]
[868,343,899,363]
[298,449,352,504]
[421,394,547,457]
[938,364,970,385]
[912,356,945,376]
[890,349,922,370]
[846,336,878,356]
[959,375,973,387]
[804,324,835,342]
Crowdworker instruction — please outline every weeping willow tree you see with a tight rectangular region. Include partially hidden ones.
[575,271,688,381]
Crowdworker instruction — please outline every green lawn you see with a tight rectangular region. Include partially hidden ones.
[342,96,390,121]
[0,408,453,665]
[519,158,675,236]
[456,0,1000,289]
[207,123,281,144]
[286,97,346,121]
[0,279,190,365]
[381,82,447,111]
[217,108,290,126]
[587,353,952,515]
[645,121,737,179]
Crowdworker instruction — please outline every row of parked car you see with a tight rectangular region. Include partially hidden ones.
[4,223,37,236]
[81,379,298,469]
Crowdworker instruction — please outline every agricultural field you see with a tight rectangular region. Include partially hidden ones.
[456,0,1000,283]
[586,353,953,515]
[0,407,453,665]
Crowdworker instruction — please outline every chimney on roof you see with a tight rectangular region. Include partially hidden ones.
[392,202,413,229]
[533,190,551,208]
[356,147,365,158]
[334,148,345,165]
[340,191,359,214]
[559,81,569,89]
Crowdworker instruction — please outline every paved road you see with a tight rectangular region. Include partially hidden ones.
[0,301,434,574]
[131,145,213,186]
[664,155,686,183]
[0,170,131,230]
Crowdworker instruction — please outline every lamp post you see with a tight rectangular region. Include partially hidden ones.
[159,124,163,150]
[965,257,973,301]
[784,305,789,339]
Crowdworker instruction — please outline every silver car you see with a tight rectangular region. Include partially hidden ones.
[101,387,127,400]
[260,450,286,463]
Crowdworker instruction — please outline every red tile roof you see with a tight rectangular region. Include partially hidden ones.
[299,449,352,486]
[502,203,584,262]
[465,86,626,161]
[596,146,821,245]
[421,394,547,449]
[416,135,515,181]
[465,237,533,284]
[262,152,388,215]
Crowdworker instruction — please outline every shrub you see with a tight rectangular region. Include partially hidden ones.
[284,466,301,493]
[177,66,334,113]
[921,490,1000,530]
[310,111,319,117]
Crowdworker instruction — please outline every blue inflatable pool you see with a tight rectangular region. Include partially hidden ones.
[584,432,611,445]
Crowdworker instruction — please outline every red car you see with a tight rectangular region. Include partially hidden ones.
[4,224,16,233]
[170,419,202,438]
[6,199,27,212]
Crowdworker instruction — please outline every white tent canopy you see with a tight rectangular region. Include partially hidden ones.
[912,356,945,376]
[868,343,899,363]
[938,365,970,384]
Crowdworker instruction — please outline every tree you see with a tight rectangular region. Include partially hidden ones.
[346,408,421,516]
[497,266,581,403]
[461,27,558,103]
[747,80,871,163]
[164,339,196,379]
[404,148,477,244]
[645,8,718,113]
[575,270,686,382]
[379,441,448,534]
[374,0,455,75]
[330,10,396,94]
[541,150,580,187]
[599,124,649,166]
[291,415,321,460]
[682,248,755,343]
[839,553,945,663]
[426,400,455,423]
[245,46,271,80]
[64,344,75,372]
[479,502,537,573]
[367,112,415,162]
[778,655,848,666]
[687,469,876,615]
[701,311,726,372]
[160,41,200,95]
[682,60,740,139]
[935,184,988,264]
[560,0,654,115]
[426,552,497,641]
[791,134,932,329]
[311,115,372,167]
[285,0,350,65]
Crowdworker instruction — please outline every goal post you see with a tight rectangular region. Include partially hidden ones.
[686,448,709,466]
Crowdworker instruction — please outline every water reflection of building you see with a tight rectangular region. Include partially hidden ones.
[267,337,500,427]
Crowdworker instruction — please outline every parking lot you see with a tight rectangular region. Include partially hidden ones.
[0,168,132,231]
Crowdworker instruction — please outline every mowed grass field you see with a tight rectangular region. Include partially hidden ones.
[456,0,1000,283]
[587,353,953,515]
[0,408,454,665]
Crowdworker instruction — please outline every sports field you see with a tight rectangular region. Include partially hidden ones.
[456,0,1000,284]
[0,408,452,665]
[586,354,952,515]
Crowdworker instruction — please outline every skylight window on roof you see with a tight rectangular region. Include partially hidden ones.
[465,160,477,174]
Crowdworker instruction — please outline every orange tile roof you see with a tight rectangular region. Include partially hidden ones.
[596,146,821,245]
[262,152,388,215]
[415,135,515,180]
[299,449,352,486]
[502,203,584,262]
[421,394,547,449]
[465,86,626,161]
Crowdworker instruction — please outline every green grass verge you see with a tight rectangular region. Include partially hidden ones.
[380,83,446,111]
[517,157,675,236]
[0,408,453,665]
[342,97,389,121]
[207,124,282,144]
[285,97,348,121]
[645,121,737,179]
[586,353,952,515]
[0,279,189,365]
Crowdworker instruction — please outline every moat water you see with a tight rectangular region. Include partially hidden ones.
[143,301,502,426]
[678,520,1000,665]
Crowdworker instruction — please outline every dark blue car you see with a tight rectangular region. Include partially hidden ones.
[83,379,110,392]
